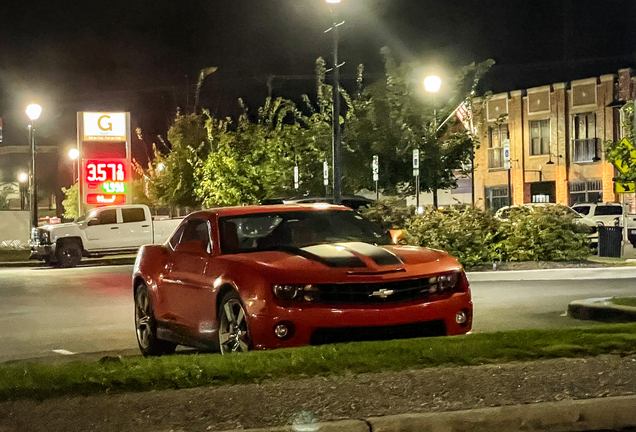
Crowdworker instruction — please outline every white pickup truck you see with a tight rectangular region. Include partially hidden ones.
[30,205,182,267]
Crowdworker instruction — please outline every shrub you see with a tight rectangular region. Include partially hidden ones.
[404,206,504,268]
[497,206,591,262]
[358,197,415,231]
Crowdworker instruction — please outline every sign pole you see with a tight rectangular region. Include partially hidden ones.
[503,138,511,205]
[372,155,379,201]
[323,161,329,198]
[413,149,420,211]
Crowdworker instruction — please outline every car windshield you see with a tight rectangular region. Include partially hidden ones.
[572,206,590,215]
[219,210,391,254]
[74,210,98,223]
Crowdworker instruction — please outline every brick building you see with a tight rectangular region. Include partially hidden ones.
[473,68,636,211]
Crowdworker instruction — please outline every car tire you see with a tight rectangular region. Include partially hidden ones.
[135,284,177,357]
[217,290,251,354]
[56,241,82,268]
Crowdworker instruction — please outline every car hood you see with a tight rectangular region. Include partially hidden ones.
[218,242,461,282]
[41,222,79,231]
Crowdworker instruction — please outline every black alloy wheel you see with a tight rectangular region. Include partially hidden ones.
[134,284,177,357]
[218,290,251,354]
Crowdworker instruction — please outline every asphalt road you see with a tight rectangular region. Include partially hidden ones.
[0,265,635,363]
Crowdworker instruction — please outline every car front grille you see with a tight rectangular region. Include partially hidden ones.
[315,277,435,305]
[310,319,447,345]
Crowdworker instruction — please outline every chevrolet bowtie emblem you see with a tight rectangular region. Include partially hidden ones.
[370,289,395,299]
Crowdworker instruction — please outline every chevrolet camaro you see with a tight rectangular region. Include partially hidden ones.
[132,204,472,356]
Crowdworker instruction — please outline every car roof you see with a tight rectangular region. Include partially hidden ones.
[189,204,352,218]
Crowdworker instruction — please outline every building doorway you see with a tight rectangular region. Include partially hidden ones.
[530,181,556,203]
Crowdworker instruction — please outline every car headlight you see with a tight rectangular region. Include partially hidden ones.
[429,272,460,293]
[272,284,318,302]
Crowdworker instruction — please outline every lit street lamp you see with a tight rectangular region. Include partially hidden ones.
[325,0,343,204]
[423,75,442,94]
[415,76,442,211]
[26,103,42,230]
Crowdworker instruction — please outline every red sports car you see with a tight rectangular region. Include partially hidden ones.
[132,204,472,356]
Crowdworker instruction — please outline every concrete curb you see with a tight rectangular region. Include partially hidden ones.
[568,298,636,322]
[467,266,636,282]
[217,396,636,432]
[0,256,136,269]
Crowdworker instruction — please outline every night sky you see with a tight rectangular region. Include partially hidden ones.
[1,0,635,168]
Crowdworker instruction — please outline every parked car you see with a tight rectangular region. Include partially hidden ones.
[571,203,627,227]
[261,196,374,211]
[132,204,472,356]
[30,204,181,268]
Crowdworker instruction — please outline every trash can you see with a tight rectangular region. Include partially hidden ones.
[598,226,623,258]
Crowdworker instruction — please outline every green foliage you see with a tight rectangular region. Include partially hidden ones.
[1,322,636,401]
[148,113,208,209]
[358,197,415,230]
[404,206,503,268]
[61,183,80,220]
[363,200,591,267]
[0,187,10,210]
[605,101,635,183]
[497,206,591,262]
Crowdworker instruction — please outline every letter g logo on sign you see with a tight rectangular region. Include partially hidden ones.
[98,115,113,132]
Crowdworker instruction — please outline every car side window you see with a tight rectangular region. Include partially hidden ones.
[96,210,117,225]
[179,219,212,253]
[573,206,590,216]
[122,208,146,223]
[168,225,185,250]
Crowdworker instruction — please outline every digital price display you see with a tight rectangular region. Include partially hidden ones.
[82,159,130,206]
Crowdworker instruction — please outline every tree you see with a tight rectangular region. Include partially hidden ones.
[606,101,636,182]
[343,49,494,202]
[148,113,208,210]
[61,183,80,219]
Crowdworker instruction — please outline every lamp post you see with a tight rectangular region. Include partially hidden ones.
[26,104,42,230]
[68,148,79,183]
[326,0,343,204]
[422,76,441,209]
[17,172,28,211]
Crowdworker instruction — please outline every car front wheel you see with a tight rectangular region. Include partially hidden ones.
[217,290,251,354]
[135,284,177,357]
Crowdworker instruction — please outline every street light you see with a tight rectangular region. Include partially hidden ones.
[423,75,442,94]
[68,148,80,184]
[17,172,28,183]
[325,0,344,204]
[26,103,42,230]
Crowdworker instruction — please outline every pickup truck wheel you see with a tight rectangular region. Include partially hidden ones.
[135,284,177,357]
[56,242,82,268]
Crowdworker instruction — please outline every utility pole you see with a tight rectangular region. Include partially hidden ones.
[325,8,344,205]
[413,149,420,211]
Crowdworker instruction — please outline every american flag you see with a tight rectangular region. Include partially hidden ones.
[455,102,472,131]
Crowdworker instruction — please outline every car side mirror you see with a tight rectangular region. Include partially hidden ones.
[87,219,99,226]
[175,240,209,255]
[389,229,404,244]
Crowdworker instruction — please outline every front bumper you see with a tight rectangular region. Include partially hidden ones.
[249,292,472,350]
[30,243,55,261]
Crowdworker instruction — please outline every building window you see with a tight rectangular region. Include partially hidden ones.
[485,186,510,211]
[572,113,598,163]
[530,119,550,155]
[569,180,602,205]
[488,124,509,169]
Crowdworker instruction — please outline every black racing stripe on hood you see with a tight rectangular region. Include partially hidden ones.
[298,244,367,268]
[337,242,403,266]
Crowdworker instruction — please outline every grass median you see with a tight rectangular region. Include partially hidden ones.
[2,323,636,402]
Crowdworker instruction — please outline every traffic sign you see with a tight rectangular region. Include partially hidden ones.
[323,161,329,186]
[503,139,511,170]
[615,182,636,194]
[372,155,379,182]
[612,138,636,175]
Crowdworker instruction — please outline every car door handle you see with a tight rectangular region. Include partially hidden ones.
[142,224,150,227]
[111,227,119,230]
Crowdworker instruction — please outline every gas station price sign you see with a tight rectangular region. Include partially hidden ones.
[82,159,130,206]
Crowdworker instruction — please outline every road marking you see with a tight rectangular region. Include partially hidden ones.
[52,349,75,355]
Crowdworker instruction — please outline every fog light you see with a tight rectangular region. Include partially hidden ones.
[274,324,289,339]
[455,311,467,325]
